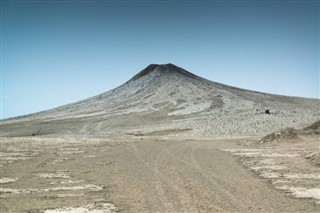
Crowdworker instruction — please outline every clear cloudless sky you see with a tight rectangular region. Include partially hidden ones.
[1,0,319,119]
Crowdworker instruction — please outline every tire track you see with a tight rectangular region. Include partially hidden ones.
[157,141,247,211]
[130,143,193,212]
[190,142,248,210]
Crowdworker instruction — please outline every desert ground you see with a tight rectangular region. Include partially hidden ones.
[1,133,319,213]
[1,64,320,212]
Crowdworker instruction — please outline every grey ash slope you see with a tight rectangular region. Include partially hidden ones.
[1,63,320,137]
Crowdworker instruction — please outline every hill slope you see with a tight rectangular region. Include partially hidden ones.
[1,64,320,137]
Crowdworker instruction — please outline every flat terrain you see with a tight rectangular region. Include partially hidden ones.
[1,136,319,213]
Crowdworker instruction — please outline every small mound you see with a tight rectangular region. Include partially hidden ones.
[304,121,320,131]
[305,151,320,167]
[301,121,320,135]
[259,128,299,143]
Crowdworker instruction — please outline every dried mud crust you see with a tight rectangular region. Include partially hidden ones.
[0,137,122,213]
[44,203,117,213]
[222,136,320,206]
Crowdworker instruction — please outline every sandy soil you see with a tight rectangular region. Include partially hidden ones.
[1,136,319,213]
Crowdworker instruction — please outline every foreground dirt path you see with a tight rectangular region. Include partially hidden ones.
[0,137,319,212]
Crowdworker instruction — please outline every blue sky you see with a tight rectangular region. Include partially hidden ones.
[1,0,319,119]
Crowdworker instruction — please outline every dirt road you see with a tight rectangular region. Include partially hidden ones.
[0,137,319,212]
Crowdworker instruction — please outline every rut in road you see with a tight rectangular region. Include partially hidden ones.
[131,141,250,212]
